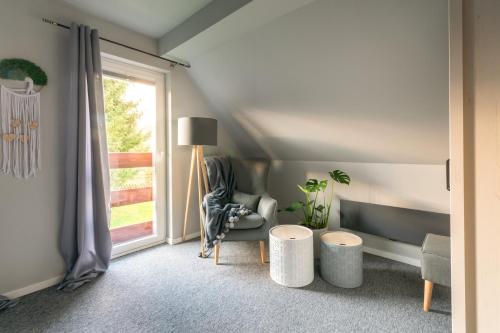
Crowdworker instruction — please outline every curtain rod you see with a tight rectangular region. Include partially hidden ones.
[42,18,191,68]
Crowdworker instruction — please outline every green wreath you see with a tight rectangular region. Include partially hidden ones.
[0,58,48,86]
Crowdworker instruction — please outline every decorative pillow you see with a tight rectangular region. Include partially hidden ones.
[231,191,261,211]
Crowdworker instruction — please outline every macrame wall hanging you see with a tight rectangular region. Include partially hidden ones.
[0,59,47,179]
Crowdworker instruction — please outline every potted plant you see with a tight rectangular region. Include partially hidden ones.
[279,170,351,258]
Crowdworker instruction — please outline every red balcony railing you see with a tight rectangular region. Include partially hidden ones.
[109,152,153,244]
[109,152,152,169]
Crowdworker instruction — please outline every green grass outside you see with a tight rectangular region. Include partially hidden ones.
[110,201,154,229]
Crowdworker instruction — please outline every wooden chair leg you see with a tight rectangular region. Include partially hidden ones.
[214,243,220,265]
[423,280,433,312]
[182,147,196,241]
[259,241,267,264]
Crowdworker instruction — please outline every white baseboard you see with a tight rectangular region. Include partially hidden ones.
[363,246,421,267]
[3,232,200,299]
[340,228,421,267]
[167,231,200,245]
[3,274,64,299]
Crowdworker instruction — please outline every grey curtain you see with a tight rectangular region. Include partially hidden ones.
[59,24,112,291]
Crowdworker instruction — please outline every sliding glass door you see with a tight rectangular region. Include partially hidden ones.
[102,55,167,257]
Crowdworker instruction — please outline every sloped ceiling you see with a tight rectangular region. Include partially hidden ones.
[168,0,450,163]
[62,0,212,37]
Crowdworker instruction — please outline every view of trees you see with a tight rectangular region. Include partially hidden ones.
[104,78,152,190]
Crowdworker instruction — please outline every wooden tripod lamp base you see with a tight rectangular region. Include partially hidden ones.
[182,145,209,256]
[178,116,217,257]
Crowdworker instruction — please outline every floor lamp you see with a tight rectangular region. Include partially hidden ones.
[178,117,217,257]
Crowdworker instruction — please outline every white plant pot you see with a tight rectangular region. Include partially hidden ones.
[269,225,314,287]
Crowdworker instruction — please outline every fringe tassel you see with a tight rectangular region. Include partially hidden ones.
[0,85,40,178]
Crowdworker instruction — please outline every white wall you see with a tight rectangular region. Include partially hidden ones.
[170,67,241,242]
[270,161,449,265]
[0,0,232,296]
[181,0,449,164]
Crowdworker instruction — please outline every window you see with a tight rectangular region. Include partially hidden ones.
[102,55,167,257]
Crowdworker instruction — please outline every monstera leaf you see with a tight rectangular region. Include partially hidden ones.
[305,179,319,192]
[318,180,328,191]
[279,171,351,229]
[298,179,328,193]
[329,170,351,185]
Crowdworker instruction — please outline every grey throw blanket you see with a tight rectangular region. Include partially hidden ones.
[0,295,17,312]
[203,156,250,255]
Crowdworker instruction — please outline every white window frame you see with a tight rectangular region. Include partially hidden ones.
[101,54,168,259]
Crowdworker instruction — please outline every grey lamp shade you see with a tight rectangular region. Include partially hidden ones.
[178,117,218,146]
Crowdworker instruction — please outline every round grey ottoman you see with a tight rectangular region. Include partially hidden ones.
[320,231,363,288]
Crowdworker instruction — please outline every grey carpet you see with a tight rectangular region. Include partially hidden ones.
[0,241,451,333]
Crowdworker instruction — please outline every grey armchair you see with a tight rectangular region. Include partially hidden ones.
[213,158,278,265]
[421,233,451,312]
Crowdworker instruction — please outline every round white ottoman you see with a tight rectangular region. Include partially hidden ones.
[320,231,363,288]
[269,225,314,287]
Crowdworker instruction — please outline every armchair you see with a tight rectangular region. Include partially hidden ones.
[212,158,278,265]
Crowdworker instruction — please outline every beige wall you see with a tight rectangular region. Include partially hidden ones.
[452,0,500,330]
[462,0,500,331]
[0,0,232,295]
[448,0,471,331]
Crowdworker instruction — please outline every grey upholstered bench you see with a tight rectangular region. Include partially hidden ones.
[420,233,451,312]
